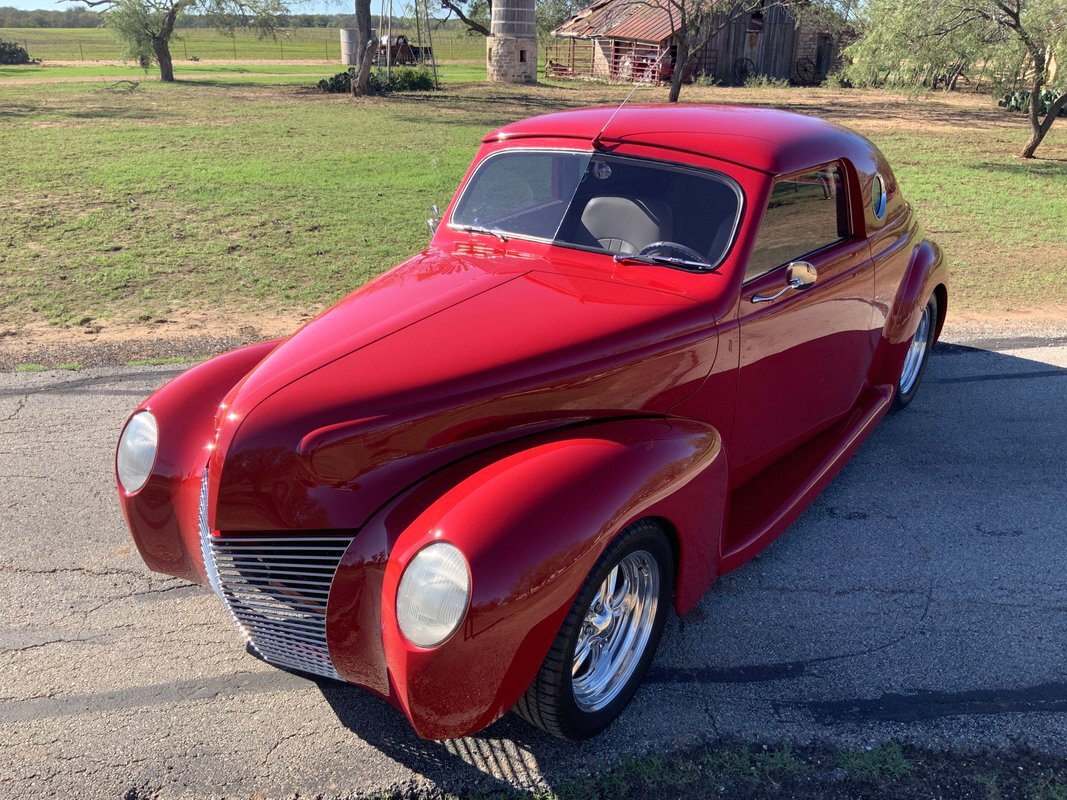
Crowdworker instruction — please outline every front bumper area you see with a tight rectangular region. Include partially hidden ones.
[198,475,354,680]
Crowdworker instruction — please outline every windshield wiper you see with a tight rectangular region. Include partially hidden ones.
[454,224,509,242]
[613,253,712,271]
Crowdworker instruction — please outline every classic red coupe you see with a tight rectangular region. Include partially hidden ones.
[116,105,946,740]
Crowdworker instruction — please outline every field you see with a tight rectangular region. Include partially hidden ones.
[0,24,487,62]
[0,65,1065,352]
[0,60,488,84]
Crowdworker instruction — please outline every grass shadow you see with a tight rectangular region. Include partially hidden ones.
[973,159,1067,177]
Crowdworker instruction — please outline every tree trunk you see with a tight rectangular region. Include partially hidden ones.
[1021,49,1047,158]
[154,6,180,83]
[351,0,376,96]
[352,36,377,95]
[1022,88,1067,159]
[668,39,689,103]
[946,60,965,92]
[153,37,174,82]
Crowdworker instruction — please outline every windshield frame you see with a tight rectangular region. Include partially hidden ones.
[447,147,745,272]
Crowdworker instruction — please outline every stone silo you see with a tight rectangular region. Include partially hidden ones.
[487,0,538,83]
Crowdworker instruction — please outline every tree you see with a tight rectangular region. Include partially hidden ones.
[64,0,285,82]
[537,0,583,44]
[645,0,833,101]
[846,0,1066,158]
[656,0,757,101]
[439,0,490,37]
[350,0,377,96]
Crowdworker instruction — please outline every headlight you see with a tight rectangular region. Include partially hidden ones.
[116,411,158,494]
[396,542,470,647]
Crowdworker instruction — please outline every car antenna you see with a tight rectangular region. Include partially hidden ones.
[591,47,672,150]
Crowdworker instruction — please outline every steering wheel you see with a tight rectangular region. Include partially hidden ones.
[638,241,709,264]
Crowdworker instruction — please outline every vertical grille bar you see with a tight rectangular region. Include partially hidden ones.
[198,472,352,680]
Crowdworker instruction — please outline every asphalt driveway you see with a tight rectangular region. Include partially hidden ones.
[1,333,1065,798]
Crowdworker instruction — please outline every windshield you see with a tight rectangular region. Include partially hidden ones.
[450,150,741,269]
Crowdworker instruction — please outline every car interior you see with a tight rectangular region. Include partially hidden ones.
[452,151,740,268]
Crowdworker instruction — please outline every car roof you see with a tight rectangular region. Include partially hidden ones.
[485,104,877,177]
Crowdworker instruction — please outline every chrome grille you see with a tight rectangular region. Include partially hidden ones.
[198,472,352,680]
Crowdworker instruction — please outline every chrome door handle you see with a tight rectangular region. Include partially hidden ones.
[752,277,803,303]
[750,261,818,304]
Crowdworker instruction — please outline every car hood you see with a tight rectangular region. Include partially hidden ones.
[209,248,718,532]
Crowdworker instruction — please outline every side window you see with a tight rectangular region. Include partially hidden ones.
[745,166,849,282]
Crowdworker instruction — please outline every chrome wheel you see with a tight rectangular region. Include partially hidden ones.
[900,303,932,395]
[571,550,660,713]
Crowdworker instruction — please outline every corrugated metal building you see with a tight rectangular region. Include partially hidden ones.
[546,0,844,85]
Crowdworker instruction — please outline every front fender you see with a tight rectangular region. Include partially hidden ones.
[326,416,726,739]
[118,339,283,582]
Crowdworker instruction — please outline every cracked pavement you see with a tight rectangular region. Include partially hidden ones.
[0,333,1065,798]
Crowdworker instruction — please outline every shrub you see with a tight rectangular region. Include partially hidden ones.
[692,74,718,88]
[0,38,34,65]
[378,66,436,92]
[318,69,353,93]
[743,74,790,89]
[319,66,436,95]
[822,71,852,89]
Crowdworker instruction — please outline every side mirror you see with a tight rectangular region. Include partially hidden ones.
[787,261,817,289]
[427,204,441,235]
[751,261,818,304]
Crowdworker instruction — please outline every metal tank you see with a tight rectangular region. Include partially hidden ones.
[339,28,357,66]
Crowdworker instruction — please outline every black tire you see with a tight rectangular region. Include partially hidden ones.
[513,519,673,740]
[891,293,939,412]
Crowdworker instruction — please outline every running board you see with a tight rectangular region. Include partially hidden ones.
[720,384,894,574]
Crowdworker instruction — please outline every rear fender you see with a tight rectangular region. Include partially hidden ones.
[118,340,283,581]
[869,238,947,388]
[327,416,726,739]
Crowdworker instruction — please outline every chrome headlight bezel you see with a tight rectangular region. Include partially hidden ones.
[396,541,471,648]
[116,410,158,494]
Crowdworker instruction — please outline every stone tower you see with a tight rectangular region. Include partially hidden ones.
[487,0,538,83]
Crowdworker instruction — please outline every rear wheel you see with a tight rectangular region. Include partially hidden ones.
[514,520,673,740]
[892,293,938,412]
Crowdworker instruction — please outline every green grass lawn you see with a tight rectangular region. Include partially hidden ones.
[0,25,487,62]
[0,62,329,78]
[0,77,1063,331]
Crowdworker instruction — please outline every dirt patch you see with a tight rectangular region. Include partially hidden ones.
[0,309,311,370]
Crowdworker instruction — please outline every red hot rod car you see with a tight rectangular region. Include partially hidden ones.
[116,105,946,741]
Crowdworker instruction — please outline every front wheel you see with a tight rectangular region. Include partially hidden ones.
[892,293,938,412]
[514,520,673,740]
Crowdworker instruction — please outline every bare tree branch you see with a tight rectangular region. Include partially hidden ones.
[439,0,490,36]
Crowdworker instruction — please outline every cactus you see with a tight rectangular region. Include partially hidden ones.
[996,88,1066,117]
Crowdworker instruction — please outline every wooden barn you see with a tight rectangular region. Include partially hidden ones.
[546,0,845,85]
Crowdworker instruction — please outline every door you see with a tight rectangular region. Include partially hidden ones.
[730,163,875,483]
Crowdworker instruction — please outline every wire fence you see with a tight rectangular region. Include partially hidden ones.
[0,27,486,62]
